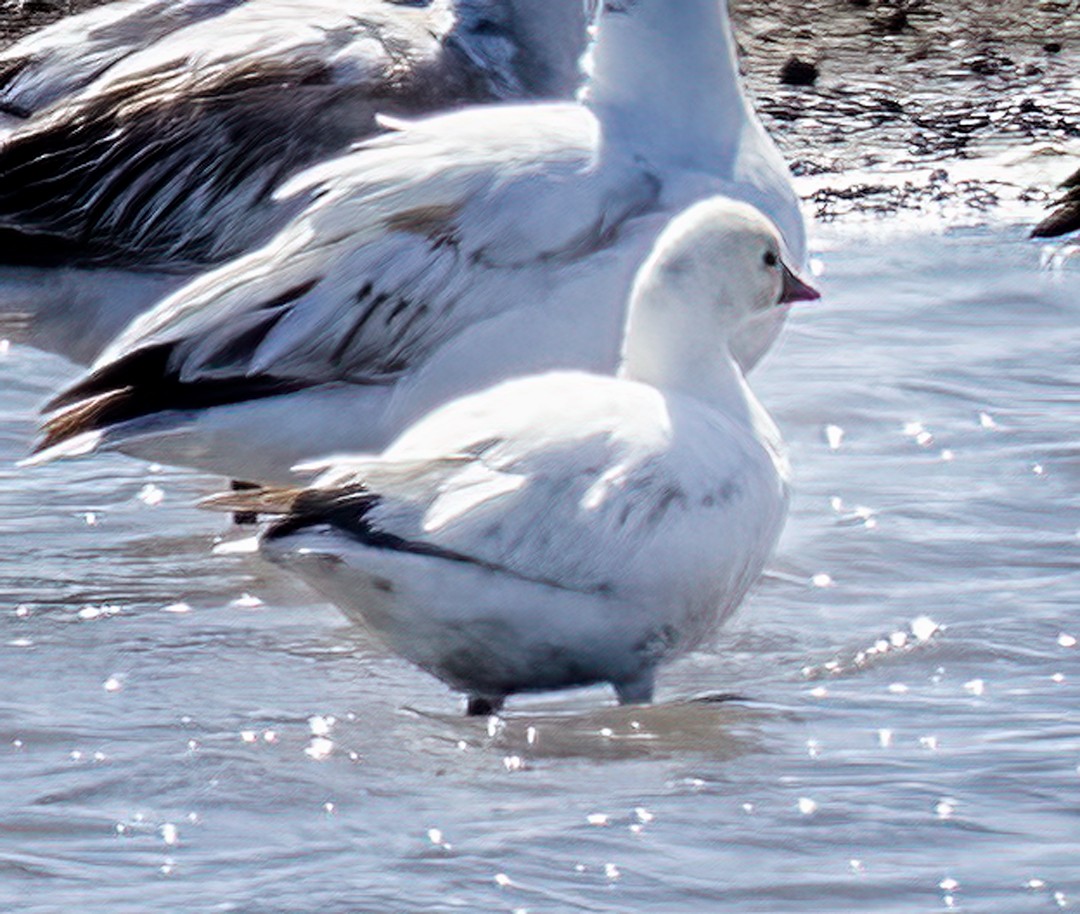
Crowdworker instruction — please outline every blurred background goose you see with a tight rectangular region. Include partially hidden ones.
[34,0,807,486]
[211,198,818,714]
[1032,164,1080,238]
[0,0,594,363]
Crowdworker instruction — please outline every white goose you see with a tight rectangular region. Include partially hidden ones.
[0,0,593,363]
[36,0,806,484]
[214,199,818,714]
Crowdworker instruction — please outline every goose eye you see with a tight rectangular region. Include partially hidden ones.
[763,250,779,268]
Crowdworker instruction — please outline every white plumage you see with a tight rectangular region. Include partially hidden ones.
[38,0,806,484]
[234,198,816,712]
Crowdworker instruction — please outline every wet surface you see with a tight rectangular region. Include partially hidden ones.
[1,1,1079,910]
[1,219,1077,911]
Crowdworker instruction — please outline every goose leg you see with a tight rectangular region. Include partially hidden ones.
[230,479,260,525]
[614,671,655,706]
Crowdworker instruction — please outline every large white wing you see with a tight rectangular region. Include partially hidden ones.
[44,103,659,437]
[299,373,781,596]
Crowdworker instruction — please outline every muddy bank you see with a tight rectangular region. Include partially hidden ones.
[2,0,1078,223]
[735,0,1079,222]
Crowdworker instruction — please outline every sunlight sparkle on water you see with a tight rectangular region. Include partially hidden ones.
[309,715,335,736]
[78,604,120,621]
[427,828,451,850]
[137,484,165,507]
[912,616,941,642]
[230,593,264,609]
[305,737,334,761]
[903,421,934,447]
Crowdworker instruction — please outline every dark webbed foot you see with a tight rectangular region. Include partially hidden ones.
[466,695,505,716]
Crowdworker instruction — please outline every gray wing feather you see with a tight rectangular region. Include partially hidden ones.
[0,2,474,271]
[0,0,242,117]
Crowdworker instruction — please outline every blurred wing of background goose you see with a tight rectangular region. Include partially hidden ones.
[0,0,593,363]
[0,0,243,123]
[1032,165,1080,238]
[32,0,806,485]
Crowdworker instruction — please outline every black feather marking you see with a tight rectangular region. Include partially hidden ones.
[254,277,320,312]
[265,486,495,572]
[0,59,351,270]
[330,287,389,363]
[36,340,309,453]
[266,482,617,598]
[1032,167,1080,238]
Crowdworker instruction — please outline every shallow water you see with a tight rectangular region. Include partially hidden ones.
[0,222,1077,912]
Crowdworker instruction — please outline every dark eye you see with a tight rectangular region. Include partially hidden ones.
[763,250,779,267]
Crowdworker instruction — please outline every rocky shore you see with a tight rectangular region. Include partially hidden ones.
[2,0,1078,225]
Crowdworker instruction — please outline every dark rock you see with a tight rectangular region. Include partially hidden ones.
[967,55,1000,76]
[1043,41,1063,53]
[780,56,819,87]
[878,9,910,33]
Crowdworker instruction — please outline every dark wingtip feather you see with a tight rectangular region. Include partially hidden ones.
[34,389,131,455]
[264,486,378,541]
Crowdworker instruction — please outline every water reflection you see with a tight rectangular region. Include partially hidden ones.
[0,225,1077,912]
[405,696,765,764]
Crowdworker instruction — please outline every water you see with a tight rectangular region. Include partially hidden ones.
[0,222,1077,912]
